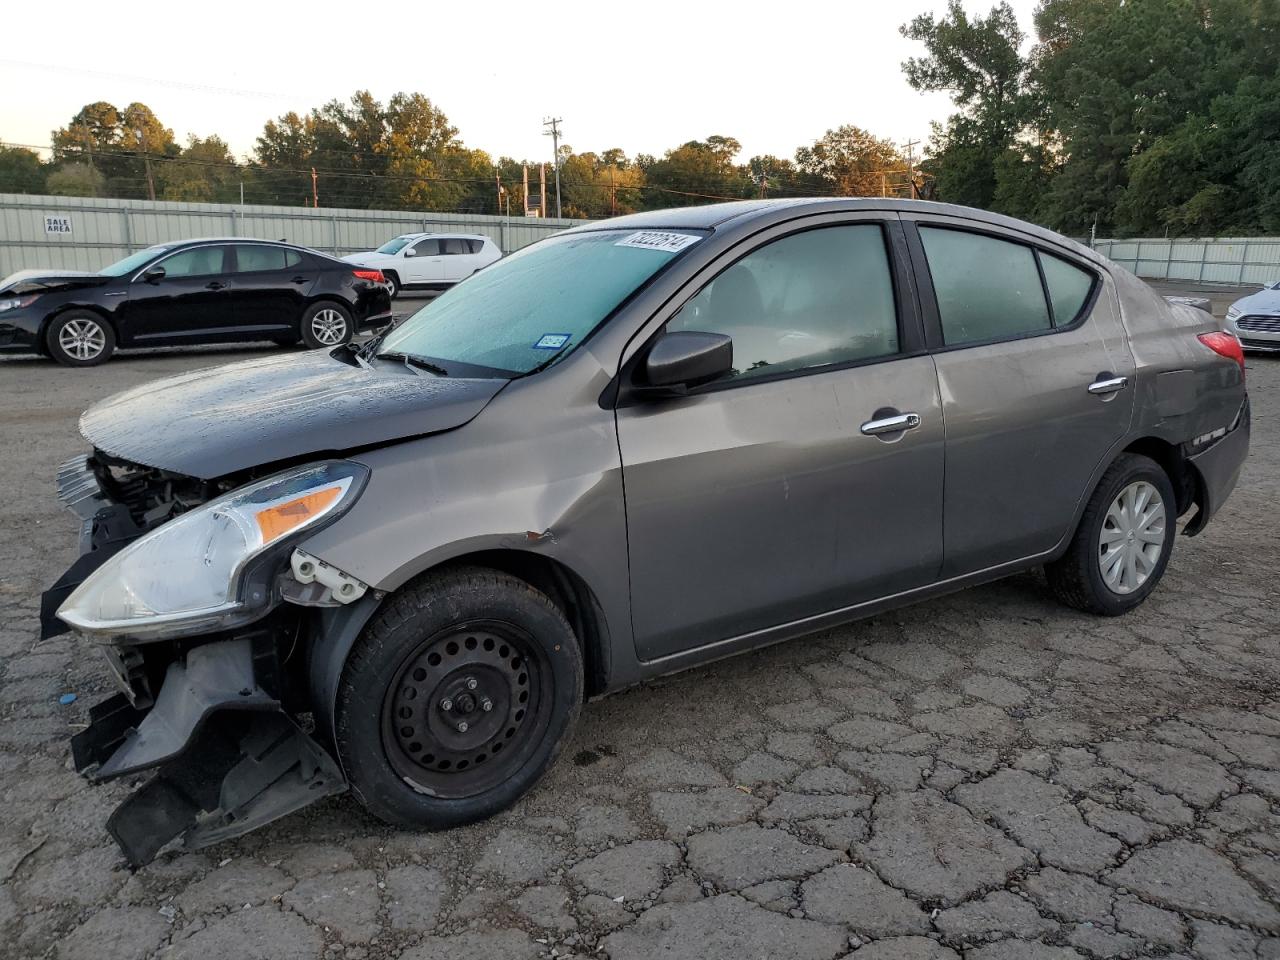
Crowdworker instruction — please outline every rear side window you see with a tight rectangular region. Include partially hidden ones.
[1040,252,1094,325]
[441,238,468,255]
[233,245,301,273]
[467,239,485,254]
[920,228,1051,346]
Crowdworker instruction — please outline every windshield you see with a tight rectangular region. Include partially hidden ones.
[99,246,169,277]
[376,236,415,255]
[376,229,704,376]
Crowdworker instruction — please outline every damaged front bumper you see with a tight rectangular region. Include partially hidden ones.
[70,636,346,867]
[43,455,361,866]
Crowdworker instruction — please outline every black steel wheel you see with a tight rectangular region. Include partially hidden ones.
[381,620,551,798]
[336,566,582,829]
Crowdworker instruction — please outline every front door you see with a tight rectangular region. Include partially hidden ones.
[616,218,945,661]
[403,237,444,285]
[119,244,232,343]
[902,215,1137,576]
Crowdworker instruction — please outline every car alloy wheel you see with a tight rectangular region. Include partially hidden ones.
[58,317,107,361]
[310,308,349,346]
[1098,479,1166,595]
[381,620,552,799]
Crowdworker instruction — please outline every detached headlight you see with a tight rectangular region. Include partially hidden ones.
[0,294,39,313]
[58,461,368,640]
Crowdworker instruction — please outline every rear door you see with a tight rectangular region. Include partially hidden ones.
[120,244,232,342]
[403,237,444,284]
[616,215,945,661]
[901,214,1136,576]
[224,244,314,336]
[440,237,473,282]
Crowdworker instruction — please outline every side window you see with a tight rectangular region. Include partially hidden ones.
[154,246,228,279]
[412,238,440,256]
[919,227,1050,346]
[233,245,297,273]
[667,224,899,382]
[441,238,468,255]
[467,238,485,254]
[1040,252,1095,325]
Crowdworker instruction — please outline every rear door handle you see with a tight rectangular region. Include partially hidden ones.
[205,281,227,291]
[1088,375,1128,396]
[291,275,309,284]
[860,412,921,436]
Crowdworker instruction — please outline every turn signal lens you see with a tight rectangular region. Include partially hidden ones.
[255,485,343,543]
[1198,331,1245,376]
[353,269,386,283]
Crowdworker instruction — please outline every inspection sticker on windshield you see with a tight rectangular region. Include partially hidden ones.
[534,333,572,350]
[615,231,701,253]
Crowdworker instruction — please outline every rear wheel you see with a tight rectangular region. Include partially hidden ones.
[1046,453,1176,615]
[383,272,401,299]
[46,311,115,366]
[335,567,583,829]
[300,301,353,349]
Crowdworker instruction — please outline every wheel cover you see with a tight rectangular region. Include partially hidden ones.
[381,620,551,799]
[311,308,348,345]
[1098,479,1166,595]
[58,318,106,360]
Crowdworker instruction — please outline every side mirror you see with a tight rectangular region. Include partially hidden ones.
[403,248,416,258]
[141,265,166,283]
[641,331,733,391]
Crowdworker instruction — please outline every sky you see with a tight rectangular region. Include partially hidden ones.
[2,0,1040,165]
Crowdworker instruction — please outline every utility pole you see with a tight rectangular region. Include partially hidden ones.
[311,167,319,208]
[522,165,530,216]
[543,117,563,219]
[903,138,920,199]
[539,164,547,217]
[136,128,156,202]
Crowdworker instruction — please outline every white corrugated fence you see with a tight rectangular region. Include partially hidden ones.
[0,193,586,276]
[1093,236,1280,286]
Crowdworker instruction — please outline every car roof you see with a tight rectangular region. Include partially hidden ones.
[392,232,490,241]
[563,198,1101,264]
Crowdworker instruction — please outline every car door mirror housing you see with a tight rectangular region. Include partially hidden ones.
[642,331,733,391]
[141,265,166,283]
[404,248,416,257]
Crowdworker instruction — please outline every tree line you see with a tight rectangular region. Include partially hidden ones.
[2,0,1277,236]
[0,94,910,220]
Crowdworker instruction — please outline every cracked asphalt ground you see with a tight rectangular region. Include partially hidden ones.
[1,285,1278,960]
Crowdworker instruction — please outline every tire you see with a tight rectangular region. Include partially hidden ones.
[335,566,583,830]
[300,301,354,349]
[383,272,401,300]
[45,310,116,366]
[1046,453,1176,616]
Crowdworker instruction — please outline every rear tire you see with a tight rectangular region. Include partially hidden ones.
[300,301,353,349]
[1046,453,1176,616]
[46,311,115,366]
[335,567,583,830]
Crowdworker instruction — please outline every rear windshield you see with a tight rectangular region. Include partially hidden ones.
[377,229,703,376]
[376,236,415,255]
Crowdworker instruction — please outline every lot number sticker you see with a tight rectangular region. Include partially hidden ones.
[44,216,73,235]
[615,231,701,253]
[534,333,571,350]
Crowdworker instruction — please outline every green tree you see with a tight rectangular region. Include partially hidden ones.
[46,162,106,197]
[0,146,47,194]
[795,126,903,196]
[641,137,753,207]
[161,135,240,202]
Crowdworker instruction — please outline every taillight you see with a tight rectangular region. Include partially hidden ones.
[352,269,386,284]
[1198,331,1245,376]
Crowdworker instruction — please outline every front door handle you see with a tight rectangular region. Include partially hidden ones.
[1088,375,1128,396]
[860,412,921,436]
[290,275,309,284]
[205,281,227,291]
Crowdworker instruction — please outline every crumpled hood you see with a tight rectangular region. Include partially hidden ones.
[80,350,508,480]
[2,268,108,294]
[1232,287,1280,316]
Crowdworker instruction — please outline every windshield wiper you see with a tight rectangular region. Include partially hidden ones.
[378,351,449,377]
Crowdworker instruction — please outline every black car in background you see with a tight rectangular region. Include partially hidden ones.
[0,239,393,366]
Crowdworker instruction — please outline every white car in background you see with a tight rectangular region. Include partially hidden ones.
[342,233,501,298]
[1225,280,1280,353]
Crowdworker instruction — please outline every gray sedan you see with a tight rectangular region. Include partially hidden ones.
[44,199,1249,864]
[1226,280,1280,352]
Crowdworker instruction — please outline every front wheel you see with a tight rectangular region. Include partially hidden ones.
[335,567,583,829]
[383,272,400,299]
[46,311,116,366]
[1046,453,1176,616]
[300,301,353,349]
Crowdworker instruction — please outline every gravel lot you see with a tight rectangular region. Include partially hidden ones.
[1,284,1278,960]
